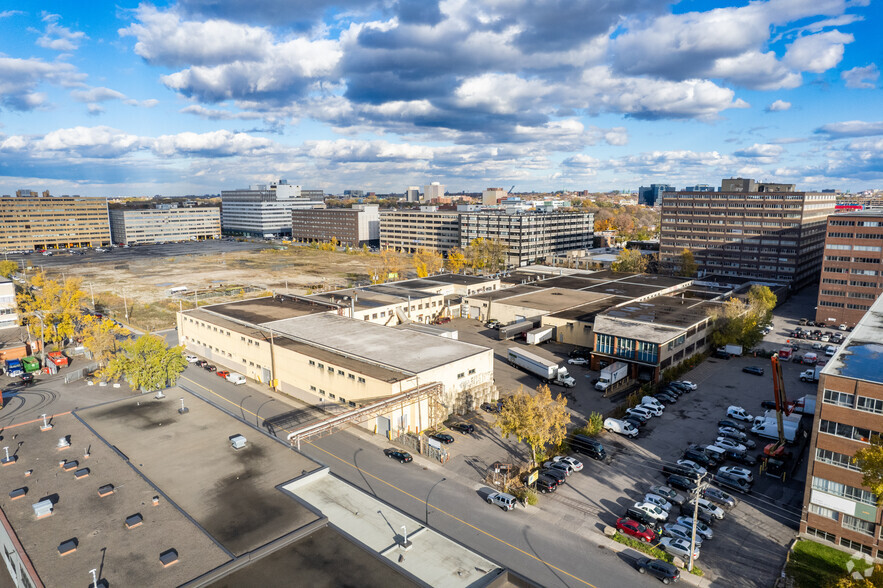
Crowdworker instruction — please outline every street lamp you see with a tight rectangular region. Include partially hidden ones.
[256,398,275,431]
[239,394,253,421]
[425,477,446,524]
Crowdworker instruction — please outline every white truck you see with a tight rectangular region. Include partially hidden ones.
[800,366,822,383]
[717,344,743,357]
[595,361,629,391]
[507,348,575,387]
[751,420,799,443]
[526,326,554,345]
[792,395,816,416]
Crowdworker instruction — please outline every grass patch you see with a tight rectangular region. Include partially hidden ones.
[610,531,704,577]
[786,540,874,588]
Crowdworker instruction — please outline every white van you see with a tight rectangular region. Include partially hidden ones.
[226,373,246,385]
[604,418,638,438]
[727,406,754,422]
[641,396,665,411]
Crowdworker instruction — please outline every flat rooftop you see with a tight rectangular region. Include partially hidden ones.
[0,413,231,588]
[418,274,499,286]
[204,295,337,324]
[595,296,720,343]
[619,274,692,289]
[78,390,324,557]
[583,281,663,299]
[263,313,491,374]
[523,275,608,290]
[823,296,883,383]
[284,472,501,588]
[548,296,631,321]
[466,284,544,302]
[494,288,611,313]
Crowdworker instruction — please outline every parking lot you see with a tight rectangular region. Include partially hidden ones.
[436,310,816,586]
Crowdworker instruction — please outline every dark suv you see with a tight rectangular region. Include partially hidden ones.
[683,448,716,469]
[626,506,661,529]
[636,557,680,583]
[570,434,607,461]
[451,423,475,435]
[536,474,558,494]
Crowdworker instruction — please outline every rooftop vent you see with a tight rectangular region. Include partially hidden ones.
[98,484,114,497]
[62,460,78,471]
[230,434,247,450]
[125,513,143,529]
[33,500,53,519]
[57,538,78,556]
[57,436,71,450]
[159,548,179,567]
[9,487,27,500]
[74,468,90,479]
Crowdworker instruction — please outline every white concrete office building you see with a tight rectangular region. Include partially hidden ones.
[109,207,221,245]
[221,180,323,238]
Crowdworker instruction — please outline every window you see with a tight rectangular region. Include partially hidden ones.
[310,385,317,391]
[812,476,878,506]
[358,377,366,383]
[816,448,861,472]
[457,372,465,379]
[637,341,658,363]
[809,503,839,521]
[596,334,614,355]
[840,537,873,556]
[337,369,344,375]
[819,419,876,443]
[823,389,855,408]
[348,374,355,380]
[318,363,324,369]
[806,527,837,543]
[328,392,334,399]
[616,337,635,359]
[468,368,476,375]
[339,397,346,404]
[309,360,315,366]
[857,396,883,415]
[842,514,875,536]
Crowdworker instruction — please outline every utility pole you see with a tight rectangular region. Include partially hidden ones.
[122,288,129,321]
[688,473,706,573]
[88,282,95,308]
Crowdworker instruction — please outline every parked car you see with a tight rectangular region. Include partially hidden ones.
[632,501,669,522]
[486,491,516,511]
[451,423,475,434]
[623,411,649,425]
[683,448,716,469]
[679,501,714,525]
[714,472,752,494]
[760,400,777,410]
[714,437,748,453]
[662,523,702,547]
[637,403,664,417]
[539,467,566,486]
[19,373,35,385]
[480,402,500,413]
[659,537,699,561]
[713,350,731,359]
[485,320,500,329]
[217,370,230,379]
[226,373,246,385]
[686,497,725,520]
[676,515,713,540]
[655,392,677,404]
[718,427,755,447]
[535,474,558,494]
[542,460,573,476]
[383,449,413,463]
[552,456,584,472]
[196,360,208,367]
[604,418,639,438]
[703,487,737,508]
[185,354,199,363]
[625,506,661,530]
[674,380,698,391]
[724,449,757,466]
[718,465,753,483]
[431,433,455,444]
[662,464,700,481]
[635,557,680,584]
[641,397,665,412]
[649,485,686,506]
[644,493,672,512]
[569,435,607,461]
[203,364,217,372]
[567,358,589,366]
[667,474,697,492]
[718,418,746,432]
[742,366,765,376]
[727,406,754,422]
[624,417,646,430]
[676,459,707,476]
[616,518,656,543]
[668,382,692,393]
[626,406,655,420]
[660,385,683,397]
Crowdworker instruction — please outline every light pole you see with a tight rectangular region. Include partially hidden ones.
[688,473,706,573]
[425,477,446,524]
[256,398,275,431]
[239,394,253,421]
[121,288,129,321]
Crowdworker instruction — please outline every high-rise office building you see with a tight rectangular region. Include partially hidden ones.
[405,187,420,203]
[801,294,883,558]
[638,184,674,207]
[0,195,111,252]
[109,207,221,245]
[660,179,836,287]
[380,208,461,253]
[816,210,883,328]
[221,180,322,238]
[423,182,445,202]
[482,188,505,206]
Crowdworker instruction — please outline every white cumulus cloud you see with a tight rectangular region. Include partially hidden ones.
[783,31,853,73]
[842,64,879,89]
[766,100,792,112]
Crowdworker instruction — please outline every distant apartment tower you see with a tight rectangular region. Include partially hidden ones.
[423,182,444,202]
[816,210,883,328]
[0,195,111,252]
[291,204,380,247]
[660,179,836,288]
[800,294,883,558]
[221,180,322,238]
[482,188,505,206]
[380,208,461,253]
[109,207,221,245]
[638,184,674,207]
[460,211,594,267]
[301,189,325,201]
[405,187,420,203]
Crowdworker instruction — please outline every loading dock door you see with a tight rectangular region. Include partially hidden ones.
[261,367,272,384]
[377,416,391,438]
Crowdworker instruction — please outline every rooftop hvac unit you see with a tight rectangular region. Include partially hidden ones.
[33,500,53,518]
[230,435,247,450]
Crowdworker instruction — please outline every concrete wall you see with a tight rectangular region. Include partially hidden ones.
[541,315,594,348]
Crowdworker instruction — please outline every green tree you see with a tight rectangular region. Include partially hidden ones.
[103,334,188,391]
[0,260,17,278]
[852,435,883,501]
[495,384,571,467]
[16,273,85,346]
[679,248,698,277]
[611,248,648,273]
[747,285,777,325]
[80,315,125,367]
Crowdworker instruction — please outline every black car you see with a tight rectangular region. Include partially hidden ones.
[480,402,500,413]
[636,557,680,584]
[761,400,777,410]
[724,449,757,466]
[680,502,714,525]
[662,464,700,481]
[196,359,208,367]
[667,382,691,393]
[717,418,746,432]
[431,433,454,444]
[383,449,413,463]
[570,434,607,461]
[539,467,567,485]
[624,417,645,430]
[451,423,475,435]
[743,366,764,376]
[683,448,716,469]
[536,474,558,494]
[655,392,677,404]
[568,347,590,359]
[20,373,35,384]
[667,474,698,492]
[713,350,731,359]
[626,506,661,529]
[204,364,217,372]
[661,386,682,397]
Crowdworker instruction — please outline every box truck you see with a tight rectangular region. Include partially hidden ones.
[800,366,822,383]
[525,326,554,345]
[507,348,575,387]
[595,362,629,391]
[4,359,23,378]
[717,345,743,357]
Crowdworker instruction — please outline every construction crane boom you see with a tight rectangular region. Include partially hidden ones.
[768,355,793,458]
[508,185,515,194]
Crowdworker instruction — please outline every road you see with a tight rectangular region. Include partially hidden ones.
[177,365,671,588]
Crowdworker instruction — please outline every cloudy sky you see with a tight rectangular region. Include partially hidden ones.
[0,0,880,196]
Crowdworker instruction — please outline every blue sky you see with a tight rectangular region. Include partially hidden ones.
[0,0,880,196]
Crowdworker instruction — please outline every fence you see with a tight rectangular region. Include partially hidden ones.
[391,432,449,464]
[64,361,98,384]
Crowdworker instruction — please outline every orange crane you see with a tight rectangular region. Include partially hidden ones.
[765,355,795,460]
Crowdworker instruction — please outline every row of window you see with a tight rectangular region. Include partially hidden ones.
[818,418,880,445]
[805,527,875,555]
[809,505,876,537]
[823,389,883,414]
[812,476,878,507]
[309,386,357,407]
[307,360,367,384]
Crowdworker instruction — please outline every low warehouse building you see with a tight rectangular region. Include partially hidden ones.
[177,294,495,434]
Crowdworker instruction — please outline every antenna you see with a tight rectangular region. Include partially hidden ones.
[178,398,189,414]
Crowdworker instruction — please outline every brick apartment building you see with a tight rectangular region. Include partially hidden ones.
[660,178,836,289]
[801,294,883,558]
[816,210,883,328]
[0,195,111,252]
[291,204,380,247]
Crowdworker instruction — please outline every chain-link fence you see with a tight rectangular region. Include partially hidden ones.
[64,361,98,384]
[390,432,449,464]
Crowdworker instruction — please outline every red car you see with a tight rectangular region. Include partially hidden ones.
[217,370,230,379]
[616,517,656,543]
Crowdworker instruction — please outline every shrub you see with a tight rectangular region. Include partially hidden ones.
[586,412,604,436]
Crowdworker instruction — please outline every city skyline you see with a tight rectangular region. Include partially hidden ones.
[0,0,880,197]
